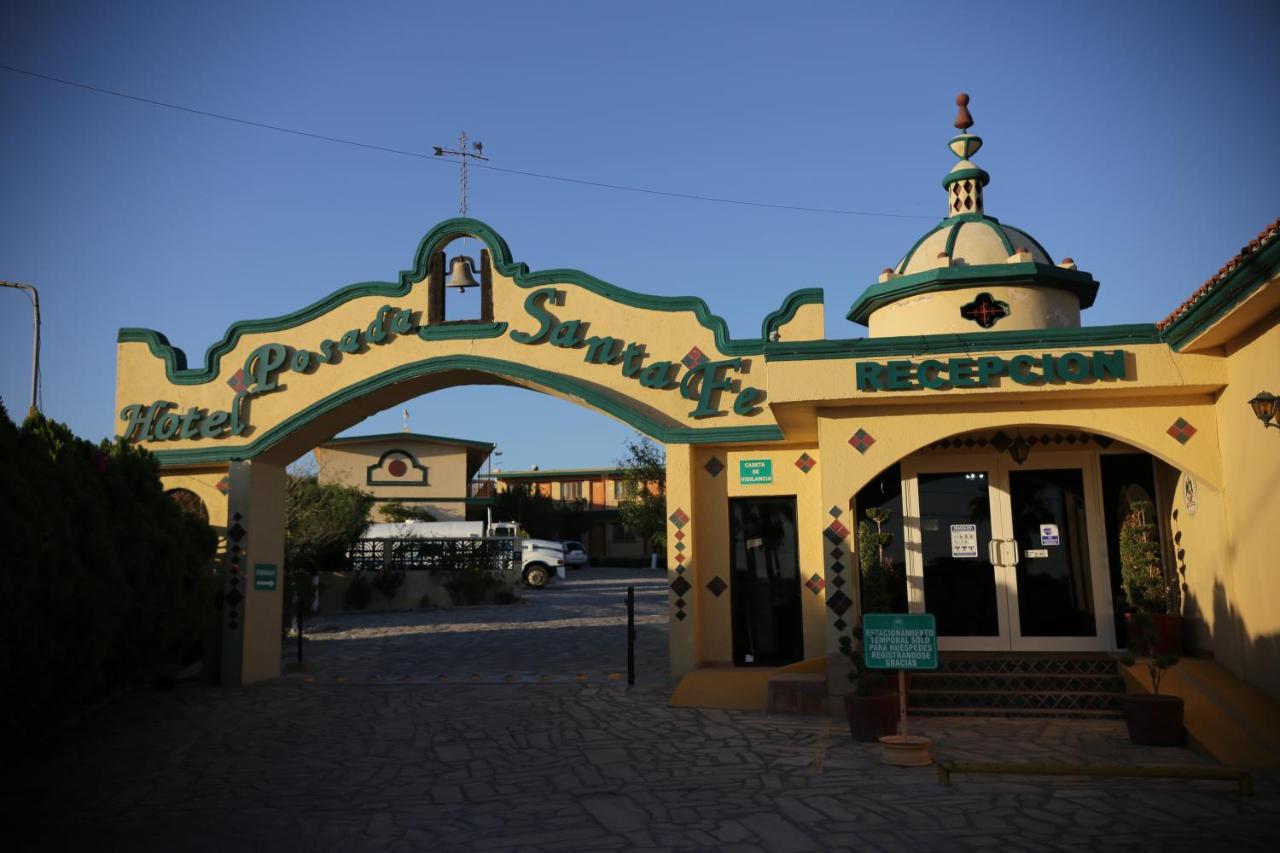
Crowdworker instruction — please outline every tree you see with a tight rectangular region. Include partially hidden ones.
[379,501,437,523]
[616,435,667,551]
[284,475,375,572]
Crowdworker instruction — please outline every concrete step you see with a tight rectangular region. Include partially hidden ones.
[909,672,1125,693]
[909,688,1124,714]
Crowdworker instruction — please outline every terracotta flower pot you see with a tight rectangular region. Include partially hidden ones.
[844,691,899,742]
[1123,612,1182,654]
[1121,694,1185,746]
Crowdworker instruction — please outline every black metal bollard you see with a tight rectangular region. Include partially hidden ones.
[296,579,305,664]
[627,585,636,686]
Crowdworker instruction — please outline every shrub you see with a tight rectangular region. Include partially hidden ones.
[0,405,216,758]
[343,574,373,610]
[370,567,406,602]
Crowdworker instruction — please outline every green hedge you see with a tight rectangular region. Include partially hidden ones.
[0,404,216,758]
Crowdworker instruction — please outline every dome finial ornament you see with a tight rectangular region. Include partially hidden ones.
[944,92,987,216]
[954,92,974,130]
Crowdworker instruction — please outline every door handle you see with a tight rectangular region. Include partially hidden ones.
[988,539,1000,565]
[1000,539,1020,566]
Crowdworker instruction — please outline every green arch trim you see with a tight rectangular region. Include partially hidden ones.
[119,218,823,386]
[846,261,1100,325]
[760,288,824,338]
[366,448,430,487]
[147,354,784,466]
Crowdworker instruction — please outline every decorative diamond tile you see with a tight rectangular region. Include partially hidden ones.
[805,573,825,594]
[706,576,727,597]
[1167,417,1197,444]
[670,576,691,597]
[704,456,725,477]
[225,368,249,394]
[225,588,244,607]
[830,561,844,573]
[674,530,685,541]
[669,508,689,529]
[675,566,685,575]
[675,598,686,608]
[681,346,708,370]
[824,519,850,543]
[215,476,230,495]
[848,428,876,454]
[833,618,847,631]
[829,505,843,518]
[675,553,685,564]
[227,522,246,543]
[675,542,686,552]
[794,452,816,474]
[831,575,845,588]
[675,611,687,621]
[830,547,843,560]
[826,590,852,616]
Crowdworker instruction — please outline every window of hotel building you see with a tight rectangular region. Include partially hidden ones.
[612,479,626,500]
[562,481,583,501]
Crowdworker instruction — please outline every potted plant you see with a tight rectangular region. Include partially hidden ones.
[1119,610,1184,746]
[837,629,898,741]
[1119,500,1180,653]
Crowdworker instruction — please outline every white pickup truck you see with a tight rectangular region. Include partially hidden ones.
[359,520,566,588]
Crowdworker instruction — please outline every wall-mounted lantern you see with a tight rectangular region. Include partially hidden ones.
[1248,391,1279,431]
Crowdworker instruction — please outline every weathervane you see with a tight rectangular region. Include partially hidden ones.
[433,131,488,217]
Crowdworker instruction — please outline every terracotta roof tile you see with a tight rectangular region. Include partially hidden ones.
[1157,216,1280,331]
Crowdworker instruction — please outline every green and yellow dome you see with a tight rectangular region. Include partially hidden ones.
[847,94,1099,336]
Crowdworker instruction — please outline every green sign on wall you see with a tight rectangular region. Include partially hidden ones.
[863,613,938,670]
[253,563,278,592]
[739,459,773,485]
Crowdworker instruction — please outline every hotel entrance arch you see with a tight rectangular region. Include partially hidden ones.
[113,218,816,687]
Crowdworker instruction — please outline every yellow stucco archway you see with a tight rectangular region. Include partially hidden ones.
[115,217,1241,692]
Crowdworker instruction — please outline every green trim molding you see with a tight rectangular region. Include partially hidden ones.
[118,218,827,386]
[760,288,824,339]
[1160,238,1280,351]
[847,262,1100,325]
[324,431,494,450]
[366,449,430,487]
[766,323,1162,362]
[148,354,784,466]
[942,166,990,188]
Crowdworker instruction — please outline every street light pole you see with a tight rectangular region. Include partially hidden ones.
[0,281,41,417]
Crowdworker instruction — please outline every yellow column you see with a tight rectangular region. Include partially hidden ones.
[222,459,287,686]
[665,443,697,681]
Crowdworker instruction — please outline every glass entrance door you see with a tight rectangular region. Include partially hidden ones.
[902,452,1116,651]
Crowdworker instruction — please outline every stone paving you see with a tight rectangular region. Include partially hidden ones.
[4,567,1277,852]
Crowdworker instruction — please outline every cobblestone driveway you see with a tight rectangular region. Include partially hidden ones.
[4,568,1276,851]
[291,566,670,683]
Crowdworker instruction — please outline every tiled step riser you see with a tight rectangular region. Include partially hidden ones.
[936,658,1119,676]
[912,655,1126,719]
[910,674,1124,693]
[909,692,1123,712]
[912,708,1123,720]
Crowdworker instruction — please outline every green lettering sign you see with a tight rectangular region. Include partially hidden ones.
[863,613,938,670]
[739,458,773,485]
[853,350,1130,392]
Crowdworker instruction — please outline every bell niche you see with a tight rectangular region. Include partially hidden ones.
[425,233,494,324]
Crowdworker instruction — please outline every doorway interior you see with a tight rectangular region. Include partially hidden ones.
[900,451,1118,652]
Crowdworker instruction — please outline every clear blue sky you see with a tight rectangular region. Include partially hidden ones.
[2,1,1277,471]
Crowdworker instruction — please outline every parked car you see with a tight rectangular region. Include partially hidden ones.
[563,540,589,569]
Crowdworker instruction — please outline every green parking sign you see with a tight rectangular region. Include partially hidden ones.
[863,613,938,670]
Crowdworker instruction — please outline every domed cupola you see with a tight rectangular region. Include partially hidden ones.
[846,94,1099,337]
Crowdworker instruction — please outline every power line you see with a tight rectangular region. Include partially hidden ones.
[0,62,936,221]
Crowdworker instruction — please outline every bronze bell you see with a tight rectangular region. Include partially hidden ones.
[446,255,479,292]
